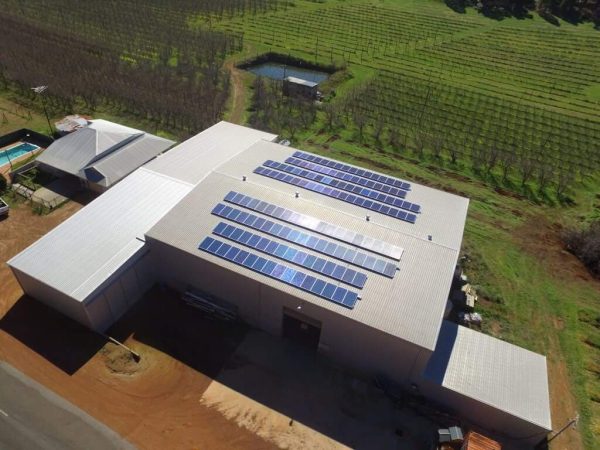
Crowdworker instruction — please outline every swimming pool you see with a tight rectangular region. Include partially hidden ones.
[0,142,39,167]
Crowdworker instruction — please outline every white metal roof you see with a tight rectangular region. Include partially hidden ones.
[37,119,173,186]
[147,140,470,350]
[8,122,277,303]
[423,321,552,430]
[144,121,277,185]
[285,76,318,88]
[84,134,174,187]
[8,168,193,302]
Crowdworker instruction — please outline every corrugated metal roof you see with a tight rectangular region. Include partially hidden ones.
[143,121,278,185]
[37,119,143,176]
[147,141,469,350]
[285,76,318,88]
[85,134,174,187]
[36,119,173,187]
[9,122,275,304]
[423,321,552,430]
[8,168,193,302]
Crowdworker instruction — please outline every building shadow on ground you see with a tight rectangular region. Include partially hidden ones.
[107,287,248,381]
[0,295,106,375]
[1,287,438,448]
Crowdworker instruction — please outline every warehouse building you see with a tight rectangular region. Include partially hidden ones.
[8,122,551,444]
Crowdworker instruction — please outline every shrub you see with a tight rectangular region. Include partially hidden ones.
[563,221,600,277]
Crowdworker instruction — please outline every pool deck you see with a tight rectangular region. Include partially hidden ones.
[0,141,44,181]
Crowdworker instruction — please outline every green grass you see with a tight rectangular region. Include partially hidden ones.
[213,0,600,174]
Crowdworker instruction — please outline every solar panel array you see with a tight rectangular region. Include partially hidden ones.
[199,236,358,309]
[263,160,420,213]
[254,166,418,224]
[285,157,408,199]
[212,222,368,288]
[224,191,404,260]
[292,151,411,191]
[212,203,397,278]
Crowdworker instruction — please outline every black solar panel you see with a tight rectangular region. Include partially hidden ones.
[224,191,404,260]
[292,151,411,190]
[212,222,367,288]
[285,157,409,199]
[254,166,418,224]
[264,160,420,213]
[199,236,358,309]
[212,203,397,278]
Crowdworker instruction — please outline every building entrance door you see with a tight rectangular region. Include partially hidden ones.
[282,309,321,350]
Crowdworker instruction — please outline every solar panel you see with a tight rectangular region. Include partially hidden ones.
[263,160,420,213]
[212,203,397,278]
[224,191,404,260]
[199,236,358,309]
[254,166,418,224]
[292,151,411,191]
[212,222,368,288]
[285,157,409,199]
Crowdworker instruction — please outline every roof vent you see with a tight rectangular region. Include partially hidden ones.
[295,191,299,198]
[428,235,432,241]
[366,215,370,222]
[242,175,247,181]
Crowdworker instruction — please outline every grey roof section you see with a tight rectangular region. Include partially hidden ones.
[285,76,318,88]
[8,168,193,302]
[423,321,552,430]
[37,119,174,187]
[37,119,142,176]
[147,141,469,351]
[84,133,175,187]
[144,121,278,185]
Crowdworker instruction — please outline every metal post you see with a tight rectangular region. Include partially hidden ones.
[31,85,53,137]
[545,414,579,446]
[3,148,13,171]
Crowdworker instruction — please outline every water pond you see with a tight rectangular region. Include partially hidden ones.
[246,63,329,84]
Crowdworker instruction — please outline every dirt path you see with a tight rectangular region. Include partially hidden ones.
[226,61,246,125]
[513,215,593,450]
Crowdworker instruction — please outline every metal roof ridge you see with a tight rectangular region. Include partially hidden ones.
[138,167,195,188]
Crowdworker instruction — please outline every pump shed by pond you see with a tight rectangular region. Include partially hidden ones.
[283,76,319,99]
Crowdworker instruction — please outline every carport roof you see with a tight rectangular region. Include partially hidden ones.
[423,321,552,431]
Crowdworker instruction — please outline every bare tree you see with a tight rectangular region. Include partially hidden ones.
[387,126,401,151]
[556,167,574,197]
[518,154,536,186]
[372,115,385,144]
[322,102,339,130]
[430,135,444,160]
[352,107,368,141]
[484,142,500,175]
[535,160,553,192]
[499,149,516,182]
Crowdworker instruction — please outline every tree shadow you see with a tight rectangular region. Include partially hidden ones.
[444,0,467,14]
